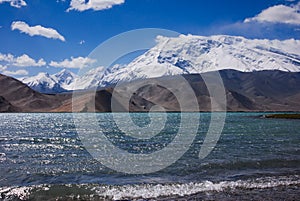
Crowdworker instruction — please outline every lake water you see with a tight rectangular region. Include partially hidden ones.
[0,113,299,200]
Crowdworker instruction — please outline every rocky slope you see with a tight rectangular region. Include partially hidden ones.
[1,70,300,112]
[112,70,300,112]
[0,74,69,112]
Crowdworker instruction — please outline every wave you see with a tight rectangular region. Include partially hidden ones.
[1,175,299,200]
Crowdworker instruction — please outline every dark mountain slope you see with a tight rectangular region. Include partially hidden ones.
[0,96,20,112]
[219,70,300,111]
[0,74,69,112]
[1,70,300,112]
[117,70,300,112]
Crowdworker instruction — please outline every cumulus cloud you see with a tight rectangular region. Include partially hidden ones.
[67,0,124,12]
[2,69,29,76]
[0,0,26,8]
[244,2,300,25]
[0,53,14,62]
[49,56,96,68]
[11,21,66,42]
[12,54,46,67]
[0,64,7,71]
[0,53,46,67]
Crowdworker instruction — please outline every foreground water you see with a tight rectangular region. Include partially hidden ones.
[0,113,299,200]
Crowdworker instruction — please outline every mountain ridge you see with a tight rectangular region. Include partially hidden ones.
[20,69,78,94]
[96,34,300,87]
[1,70,300,112]
[16,34,300,94]
[0,74,69,112]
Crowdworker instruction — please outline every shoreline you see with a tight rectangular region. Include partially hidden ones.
[264,113,300,119]
[1,111,300,114]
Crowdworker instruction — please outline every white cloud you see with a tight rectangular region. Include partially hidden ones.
[0,64,7,71]
[2,69,29,76]
[11,21,65,42]
[67,0,124,12]
[49,56,96,68]
[0,53,44,77]
[12,54,46,67]
[0,53,14,62]
[244,2,300,25]
[0,53,46,67]
[0,0,26,8]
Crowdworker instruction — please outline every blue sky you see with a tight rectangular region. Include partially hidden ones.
[0,0,300,77]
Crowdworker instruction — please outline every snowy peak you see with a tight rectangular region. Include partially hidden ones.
[54,69,76,83]
[132,34,300,73]
[53,69,78,90]
[97,34,300,86]
[18,34,300,93]
[21,72,65,94]
[68,66,105,90]
[22,72,55,88]
[21,69,78,94]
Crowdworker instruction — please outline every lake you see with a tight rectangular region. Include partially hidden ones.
[0,113,299,200]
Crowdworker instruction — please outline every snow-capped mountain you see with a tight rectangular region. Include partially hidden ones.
[54,69,77,89]
[98,34,300,85]
[68,66,105,90]
[19,34,300,93]
[21,69,78,93]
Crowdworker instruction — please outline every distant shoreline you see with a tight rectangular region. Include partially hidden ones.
[1,111,300,114]
[264,114,300,119]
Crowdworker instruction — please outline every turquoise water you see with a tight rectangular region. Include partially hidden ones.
[0,113,299,200]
